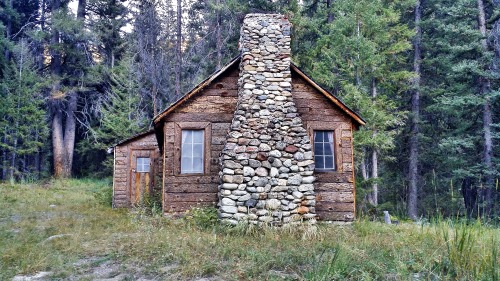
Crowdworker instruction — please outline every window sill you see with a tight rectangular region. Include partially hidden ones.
[314,169,337,173]
[178,172,205,176]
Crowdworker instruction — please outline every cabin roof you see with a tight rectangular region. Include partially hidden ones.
[152,55,366,152]
[113,129,155,148]
[153,56,365,126]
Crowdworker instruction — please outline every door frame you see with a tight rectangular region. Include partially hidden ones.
[129,147,157,205]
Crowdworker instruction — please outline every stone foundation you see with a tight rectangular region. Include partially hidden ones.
[218,14,316,225]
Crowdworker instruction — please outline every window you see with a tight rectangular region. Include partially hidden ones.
[136,157,150,173]
[314,130,335,170]
[181,130,204,174]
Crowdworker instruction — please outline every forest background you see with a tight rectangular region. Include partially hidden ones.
[0,0,498,221]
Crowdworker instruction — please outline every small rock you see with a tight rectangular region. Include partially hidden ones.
[222,183,238,190]
[255,167,268,176]
[266,199,281,210]
[287,174,302,186]
[220,206,238,214]
[285,145,299,153]
[243,166,255,177]
[259,143,271,151]
[221,198,236,206]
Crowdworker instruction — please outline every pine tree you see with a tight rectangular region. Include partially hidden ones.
[0,39,48,182]
[294,0,413,210]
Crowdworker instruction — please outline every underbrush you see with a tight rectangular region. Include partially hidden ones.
[1,179,499,280]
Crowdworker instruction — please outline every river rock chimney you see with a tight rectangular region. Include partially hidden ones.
[218,14,316,225]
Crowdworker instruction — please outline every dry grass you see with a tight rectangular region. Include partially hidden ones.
[1,179,498,280]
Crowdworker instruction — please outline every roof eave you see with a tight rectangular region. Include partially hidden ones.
[152,55,241,124]
[290,63,366,127]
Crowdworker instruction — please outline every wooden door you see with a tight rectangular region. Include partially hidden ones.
[130,150,154,205]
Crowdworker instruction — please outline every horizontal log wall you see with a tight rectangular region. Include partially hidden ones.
[291,72,356,222]
[162,64,239,213]
[113,133,161,208]
[159,63,357,222]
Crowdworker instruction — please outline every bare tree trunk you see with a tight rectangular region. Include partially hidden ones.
[77,0,86,19]
[34,130,41,180]
[326,0,334,23]
[52,108,66,177]
[216,0,222,69]
[477,0,494,215]
[4,0,13,60]
[175,0,182,97]
[50,0,65,178]
[1,128,7,180]
[50,0,83,178]
[408,0,421,221]
[9,133,17,183]
[62,92,77,177]
[368,79,379,206]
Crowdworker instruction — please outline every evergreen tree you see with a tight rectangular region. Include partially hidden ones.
[294,0,413,210]
[0,39,48,182]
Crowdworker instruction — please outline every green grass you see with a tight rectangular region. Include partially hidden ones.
[1,179,499,280]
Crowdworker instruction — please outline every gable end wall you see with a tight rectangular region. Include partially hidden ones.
[162,65,240,212]
[113,133,161,207]
[291,72,356,221]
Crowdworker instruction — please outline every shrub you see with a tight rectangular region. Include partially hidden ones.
[184,207,218,229]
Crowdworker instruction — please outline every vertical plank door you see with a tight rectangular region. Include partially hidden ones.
[130,150,154,205]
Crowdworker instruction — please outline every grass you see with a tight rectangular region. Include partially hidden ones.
[1,179,499,280]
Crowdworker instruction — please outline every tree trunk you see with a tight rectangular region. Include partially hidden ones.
[477,0,494,215]
[216,0,223,69]
[1,129,7,180]
[35,130,41,180]
[52,108,66,177]
[369,79,379,206]
[77,0,86,19]
[326,0,334,23]
[62,91,77,176]
[9,134,17,184]
[4,0,13,61]
[408,0,421,221]
[175,0,182,98]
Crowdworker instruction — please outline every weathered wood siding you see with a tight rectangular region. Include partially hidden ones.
[113,132,161,207]
[291,71,356,221]
[162,64,239,213]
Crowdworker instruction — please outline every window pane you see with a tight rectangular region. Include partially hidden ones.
[181,157,192,173]
[324,142,333,156]
[192,130,204,143]
[324,156,334,169]
[314,143,323,155]
[192,157,203,173]
[182,130,192,144]
[314,131,323,142]
[182,143,192,157]
[315,155,325,169]
[192,144,203,158]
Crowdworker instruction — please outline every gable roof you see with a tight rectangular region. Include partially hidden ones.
[152,55,365,152]
[290,64,366,126]
[152,56,241,124]
[114,129,155,147]
[153,55,365,127]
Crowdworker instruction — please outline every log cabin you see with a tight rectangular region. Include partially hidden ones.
[112,14,365,225]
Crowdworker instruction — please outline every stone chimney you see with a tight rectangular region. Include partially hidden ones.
[218,14,316,225]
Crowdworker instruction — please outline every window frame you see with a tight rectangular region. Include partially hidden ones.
[174,122,211,176]
[180,130,205,174]
[313,130,336,171]
[307,121,342,173]
[136,157,151,173]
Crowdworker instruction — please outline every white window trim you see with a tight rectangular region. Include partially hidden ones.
[180,130,205,174]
